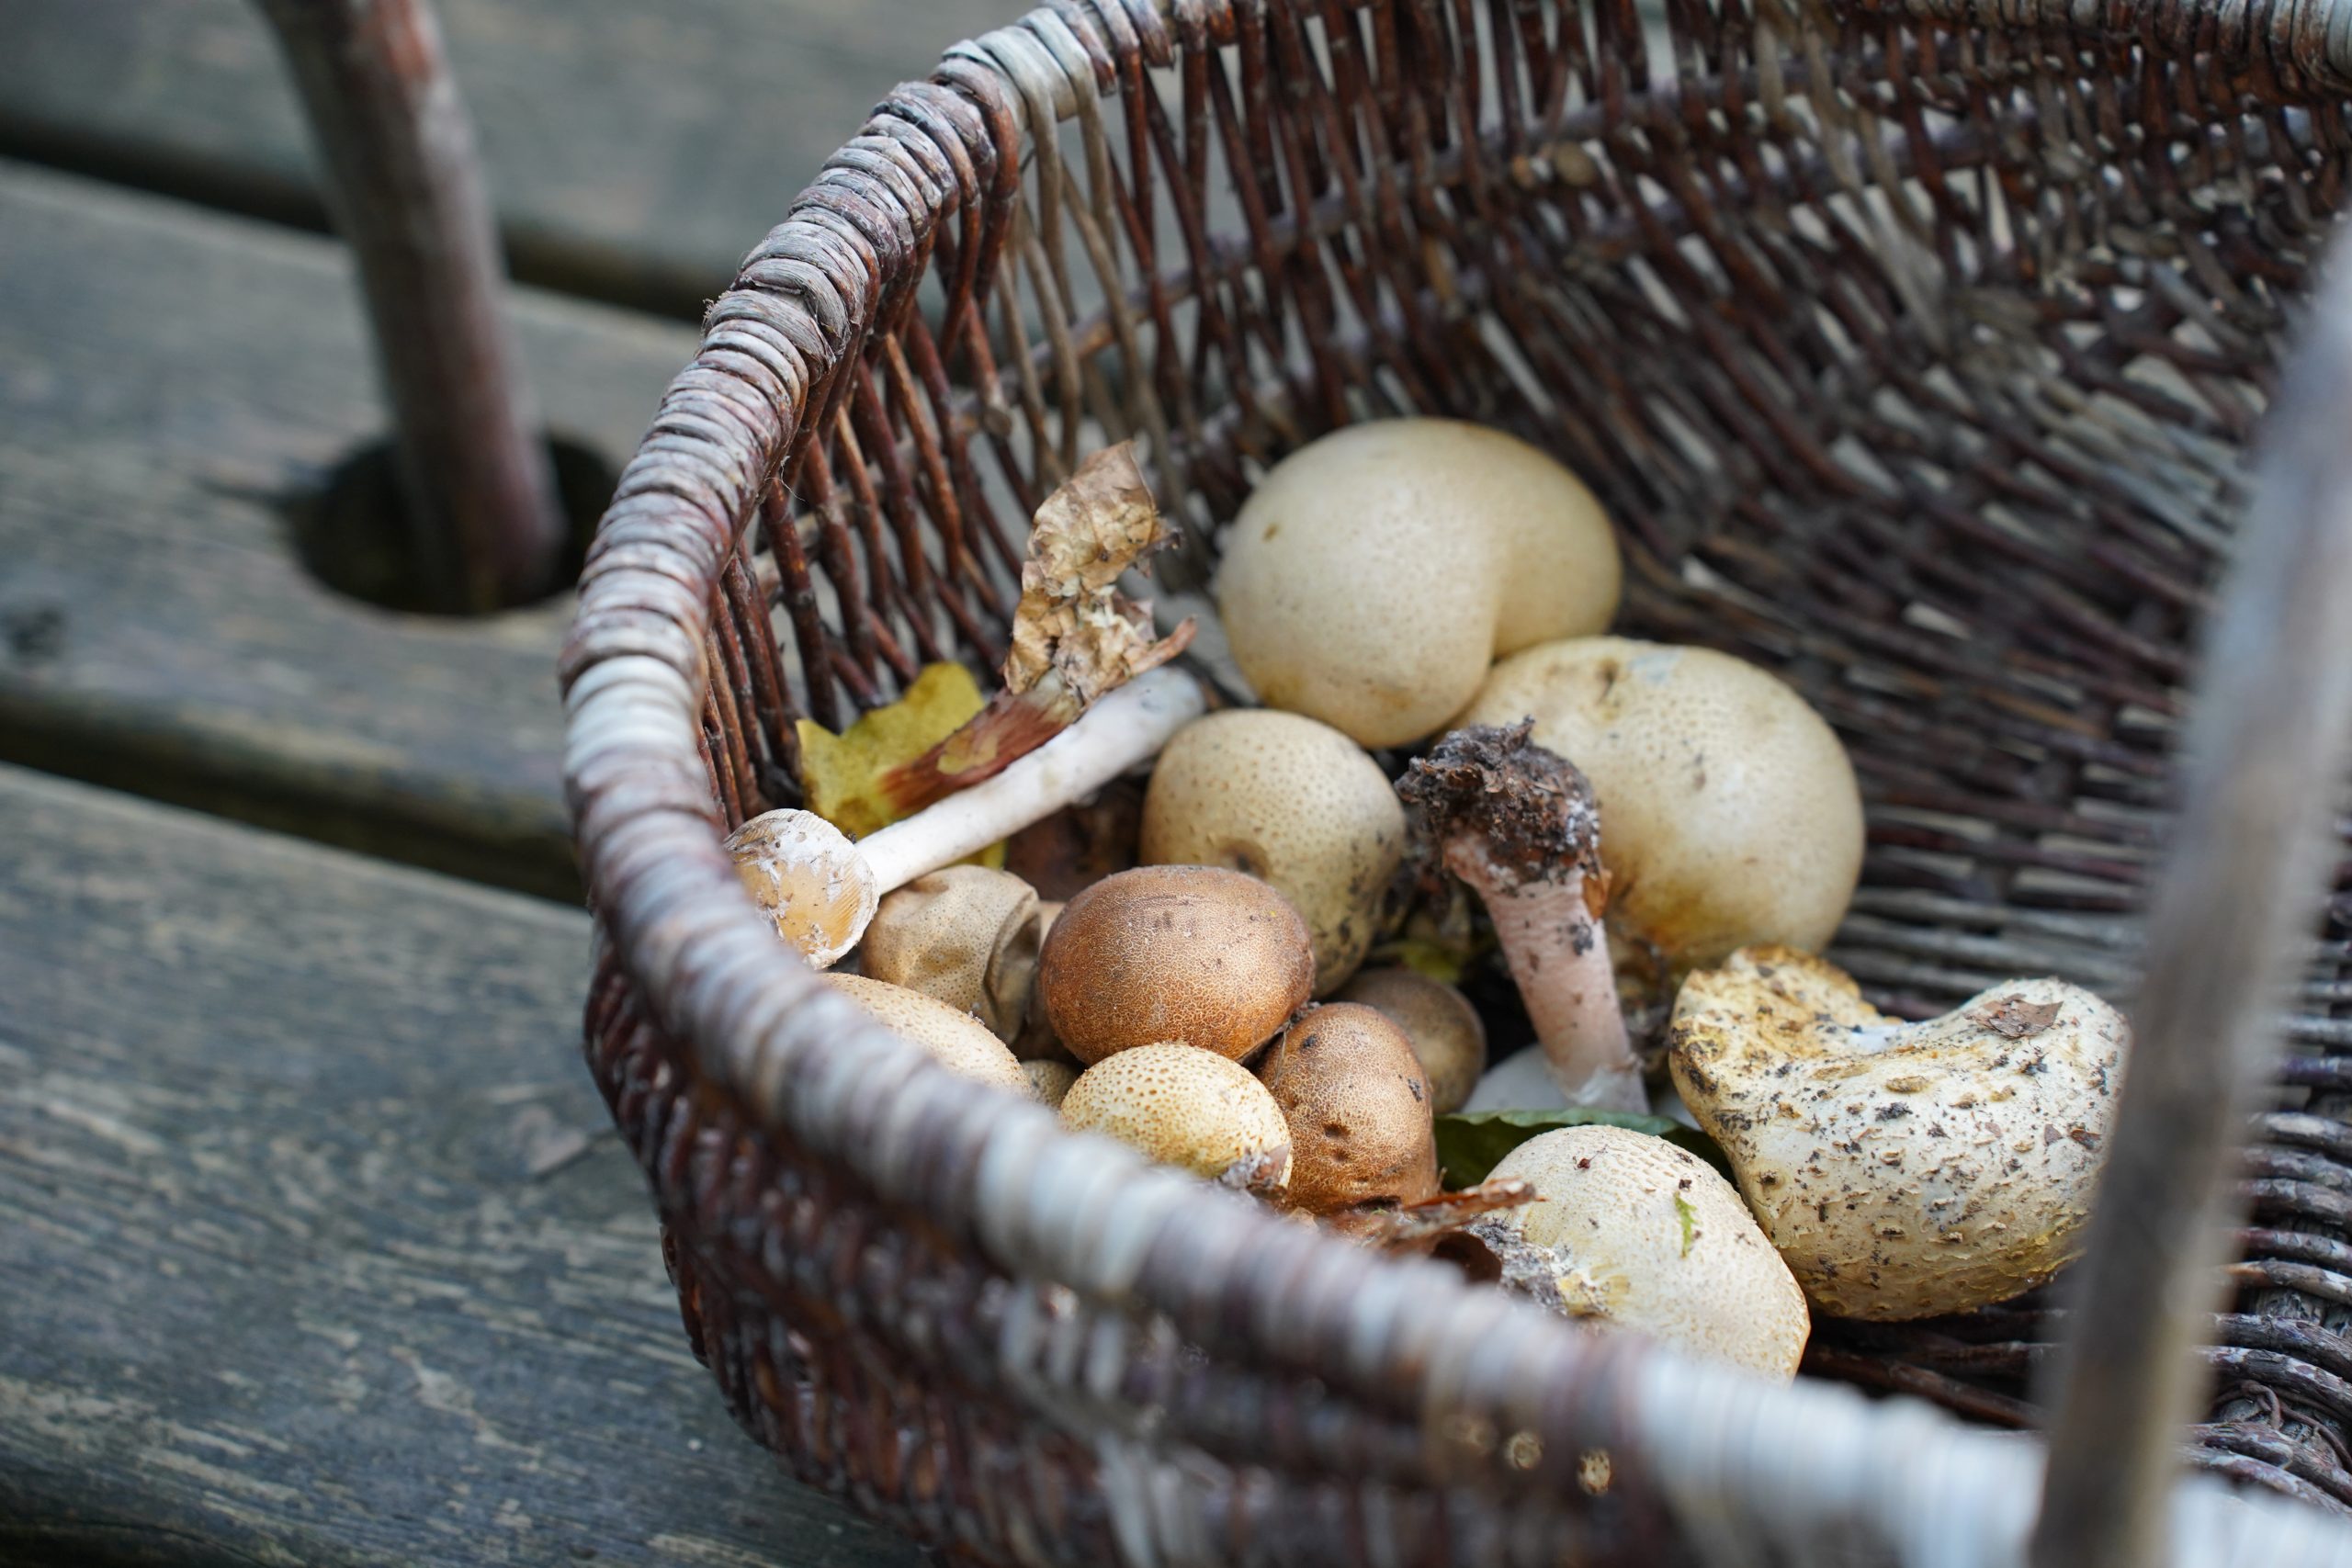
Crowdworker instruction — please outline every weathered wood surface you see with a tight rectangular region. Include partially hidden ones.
[3,0,1012,318]
[0,763,929,1568]
[0,160,695,898]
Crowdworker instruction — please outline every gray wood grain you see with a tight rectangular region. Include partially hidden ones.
[0,159,695,898]
[0,762,927,1568]
[3,0,1015,318]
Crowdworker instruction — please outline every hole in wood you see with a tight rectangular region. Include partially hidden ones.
[287,434,616,615]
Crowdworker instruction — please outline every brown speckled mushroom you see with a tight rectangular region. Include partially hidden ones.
[1461,1124,1810,1381]
[1336,968,1489,1114]
[1060,1042,1292,1193]
[1668,944,2129,1321]
[1141,709,1406,994]
[1399,723,1644,1111]
[1258,1002,1440,1234]
[1037,864,1315,1065]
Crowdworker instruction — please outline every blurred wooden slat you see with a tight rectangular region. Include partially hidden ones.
[0,159,695,898]
[1,0,1012,319]
[0,763,927,1567]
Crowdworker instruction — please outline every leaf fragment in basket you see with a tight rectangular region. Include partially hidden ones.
[1434,1107,1731,1190]
[877,444,1195,816]
[796,661,997,853]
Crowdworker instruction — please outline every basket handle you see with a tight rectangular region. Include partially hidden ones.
[2031,243,2352,1563]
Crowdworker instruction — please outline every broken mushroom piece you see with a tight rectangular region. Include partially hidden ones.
[1399,724,1645,1112]
[821,974,1031,1096]
[1037,864,1316,1065]
[858,866,1043,1042]
[1216,419,1622,747]
[1461,1125,1809,1382]
[1668,945,2129,1321]
[1258,1002,1440,1235]
[1459,637,1863,998]
[727,666,1207,968]
[1141,709,1407,993]
[1059,1042,1292,1193]
[1336,967,1489,1115]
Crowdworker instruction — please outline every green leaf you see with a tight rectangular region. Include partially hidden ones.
[1433,1108,1734,1190]
[1674,1191,1698,1257]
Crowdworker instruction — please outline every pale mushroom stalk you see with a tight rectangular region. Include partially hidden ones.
[728,667,1206,967]
[1400,722,1645,1112]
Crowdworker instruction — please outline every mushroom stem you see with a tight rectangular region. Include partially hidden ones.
[1401,723,1646,1113]
[860,666,1205,894]
[1453,844,1644,1110]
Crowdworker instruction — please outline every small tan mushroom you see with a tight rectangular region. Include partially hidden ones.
[1458,637,1863,993]
[1037,864,1315,1065]
[1060,1042,1292,1191]
[725,809,876,968]
[1336,968,1488,1114]
[1022,1059,1079,1109]
[822,973,1031,1096]
[1259,1003,1439,1230]
[1141,710,1406,992]
[1463,1125,1809,1381]
[1216,420,1621,747]
[857,866,1043,1042]
[1669,946,2128,1321]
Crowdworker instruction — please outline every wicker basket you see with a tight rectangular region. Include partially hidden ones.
[562,2,2352,1561]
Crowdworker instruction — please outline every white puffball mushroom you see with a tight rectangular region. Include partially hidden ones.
[1668,945,2129,1322]
[1216,420,1622,747]
[1466,1125,1809,1381]
[857,866,1043,1042]
[1023,1059,1079,1109]
[1336,967,1488,1114]
[726,808,877,969]
[1459,637,1863,987]
[822,973,1032,1096]
[1060,1042,1293,1192]
[1141,710,1407,993]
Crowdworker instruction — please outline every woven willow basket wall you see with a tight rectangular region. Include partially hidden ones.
[563,0,2352,1561]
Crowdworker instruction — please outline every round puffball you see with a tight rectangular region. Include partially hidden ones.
[823,973,1031,1095]
[1459,637,1862,976]
[1141,710,1406,993]
[1258,1002,1439,1218]
[1215,420,1621,748]
[1336,967,1489,1114]
[1061,1042,1293,1190]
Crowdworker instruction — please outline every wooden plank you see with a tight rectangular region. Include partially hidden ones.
[2,0,1012,319]
[0,763,928,1568]
[0,160,697,899]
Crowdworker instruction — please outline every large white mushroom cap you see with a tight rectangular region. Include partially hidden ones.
[1473,1124,1810,1381]
[1214,419,1621,748]
[1668,945,2129,1321]
[1459,637,1863,979]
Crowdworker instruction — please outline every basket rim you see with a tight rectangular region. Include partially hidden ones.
[558,3,2352,1561]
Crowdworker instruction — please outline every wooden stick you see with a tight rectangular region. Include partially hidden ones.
[2030,245,2352,1567]
[254,0,564,612]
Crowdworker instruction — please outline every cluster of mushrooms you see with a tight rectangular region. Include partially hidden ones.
[727,420,2132,1384]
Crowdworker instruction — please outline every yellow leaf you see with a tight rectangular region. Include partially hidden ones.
[797,663,986,840]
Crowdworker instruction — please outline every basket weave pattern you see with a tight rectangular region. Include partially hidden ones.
[564,0,2352,1559]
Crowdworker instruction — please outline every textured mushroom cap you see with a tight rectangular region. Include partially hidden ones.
[822,973,1031,1095]
[1141,710,1407,993]
[1023,1059,1079,1109]
[1038,864,1316,1064]
[1483,1125,1809,1381]
[858,866,1043,1040]
[1668,945,2129,1321]
[1337,968,1489,1114]
[1061,1042,1293,1190]
[725,808,878,968]
[1259,1003,1439,1216]
[1460,637,1862,973]
[1215,420,1621,747]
